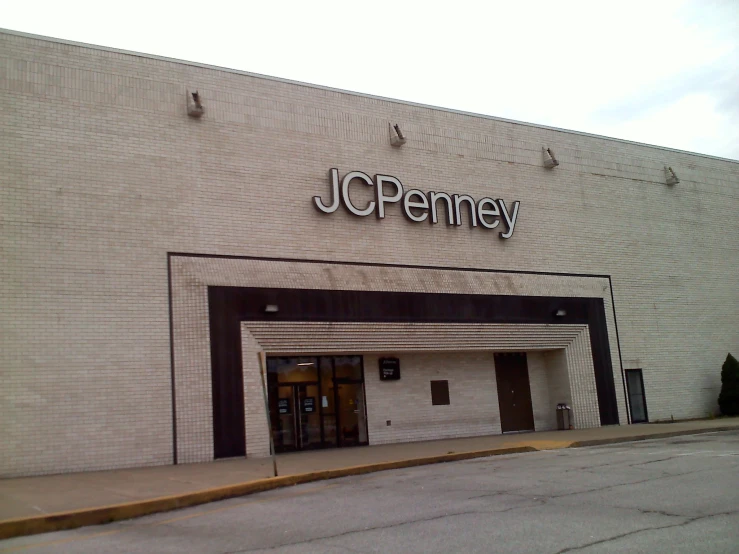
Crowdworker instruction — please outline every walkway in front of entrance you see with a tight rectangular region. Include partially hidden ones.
[2,418,739,526]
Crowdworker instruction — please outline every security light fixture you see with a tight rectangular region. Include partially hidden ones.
[543,147,559,169]
[664,166,679,185]
[263,304,279,313]
[390,123,406,147]
[187,90,204,118]
[554,309,567,317]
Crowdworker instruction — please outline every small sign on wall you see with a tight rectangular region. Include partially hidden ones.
[278,398,291,415]
[301,397,316,413]
[379,357,401,381]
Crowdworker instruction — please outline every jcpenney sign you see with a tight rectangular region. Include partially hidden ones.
[313,169,520,239]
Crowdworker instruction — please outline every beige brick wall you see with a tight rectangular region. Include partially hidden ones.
[366,350,580,444]
[546,350,574,423]
[565,327,601,429]
[364,352,501,444]
[527,351,577,432]
[2,29,738,476]
[242,332,270,459]
[529,352,554,431]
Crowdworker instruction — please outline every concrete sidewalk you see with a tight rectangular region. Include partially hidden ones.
[2,418,738,539]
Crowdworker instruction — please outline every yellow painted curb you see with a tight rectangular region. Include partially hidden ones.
[0,445,536,540]
[521,440,575,450]
[568,425,739,448]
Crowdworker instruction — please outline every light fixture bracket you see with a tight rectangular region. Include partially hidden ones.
[543,147,559,168]
[187,90,204,118]
[390,123,406,147]
[664,166,679,185]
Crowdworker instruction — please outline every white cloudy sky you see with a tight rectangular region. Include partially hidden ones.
[4,0,738,159]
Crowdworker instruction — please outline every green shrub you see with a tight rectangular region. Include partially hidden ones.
[718,353,739,416]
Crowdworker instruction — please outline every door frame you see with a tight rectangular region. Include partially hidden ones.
[625,368,649,423]
[494,352,536,433]
[276,382,321,451]
[325,355,369,448]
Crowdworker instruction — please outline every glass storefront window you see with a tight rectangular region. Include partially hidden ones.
[336,382,367,446]
[319,357,337,447]
[267,357,318,383]
[266,355,367,452]
[334,355,363,380]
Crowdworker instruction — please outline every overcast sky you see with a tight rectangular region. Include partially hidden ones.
[4,0,738,160]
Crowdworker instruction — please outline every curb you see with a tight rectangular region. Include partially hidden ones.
[2,425,738,541]
[0,446,535,540]
[568,425,739,448]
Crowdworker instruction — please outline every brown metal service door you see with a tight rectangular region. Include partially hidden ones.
[494,353,535,433]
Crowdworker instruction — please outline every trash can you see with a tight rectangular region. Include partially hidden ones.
[556,403,572,430]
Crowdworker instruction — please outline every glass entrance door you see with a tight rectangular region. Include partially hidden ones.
[267,356,368,453]
[273,383,321,452]
[336,382,368,446]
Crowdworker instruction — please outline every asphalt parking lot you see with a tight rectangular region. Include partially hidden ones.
[2,431,738,553]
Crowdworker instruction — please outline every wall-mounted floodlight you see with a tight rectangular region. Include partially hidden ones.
[187,90,204,118]
[263,304,279,313]
[664,166,679,185]
[543,147,559,168]
[390,123,406,147]
[554,309,567,317]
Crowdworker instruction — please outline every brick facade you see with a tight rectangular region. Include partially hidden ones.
[1,29,738,477]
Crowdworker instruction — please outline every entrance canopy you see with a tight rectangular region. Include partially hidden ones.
[170,255,625,464]
[242,321,600,458]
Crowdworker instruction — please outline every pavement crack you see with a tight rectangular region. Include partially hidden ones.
[460,465,718,504]
[224,510,487,553]
[552,522,687,554]
[628,456,679,467]
[553,509,739,553]
[535,467,700,499]
[464,490,518,500]
[563,460,627,472]
[465,490,551,511]
[636,508,684,518]
[497,498,549,512]
[314,540,372,554]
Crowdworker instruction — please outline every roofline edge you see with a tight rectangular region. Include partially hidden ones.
[2,27,737,165]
